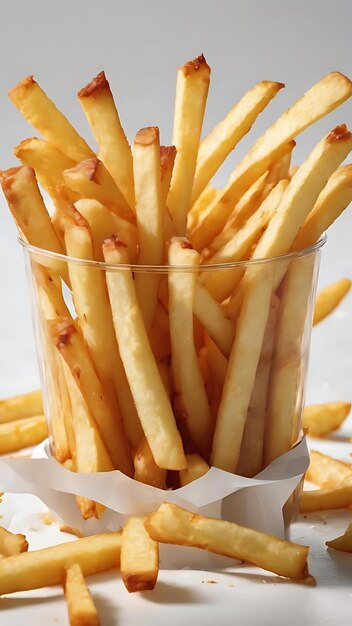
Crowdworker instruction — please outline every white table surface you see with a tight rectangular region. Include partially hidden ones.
[0,209,351,625]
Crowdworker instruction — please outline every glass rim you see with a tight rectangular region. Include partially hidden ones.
[18,233,327,274]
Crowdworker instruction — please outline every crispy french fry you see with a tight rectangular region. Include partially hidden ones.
[133,127,164,330]
[78,71,134,209]
[0,415,47,454]
[326,524,352,552]
[149,303,171,362]
[191,80,284,204]
[305,450,352,487]
[121,516,159,592]
[0,531,122,595]
[160,145,177,206]
[103,237,186,470]
[64,562,100,626]
[313,278,351,325]
[63,157,134,222]
[167,54,210,235]
[187,186,219,234]
[13,137,76,194]
[190,72,352,250]
[0,389,42,425]
[302,402,351,437]
[168,238,213,456]
[74,198,138,263]
[179,453,210,486]
[9,75,94,162]
[49,316,133,476]
[204,334,228,389]
[0,527,28,556]
[300,486,352,512]
[134,437,167,489]
[145,503,311,581]
[193,282,234,356]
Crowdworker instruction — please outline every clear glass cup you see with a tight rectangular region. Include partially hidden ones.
[20,235,325,524]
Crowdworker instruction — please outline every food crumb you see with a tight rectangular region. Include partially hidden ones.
[41,512,55,526]
[59,525,83,538]
[201,580,218,584]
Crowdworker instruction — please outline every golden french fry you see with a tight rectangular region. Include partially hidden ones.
[305,450,352,487]
[0,527,28,556]
[167,54,210,235]
[133,127,164,330]
[75,198,138,263]
[179,454,210,486]
[160,145,177,206]
[190,72,352,250]
[78,71,134,209]
[0,531,122,595]
[0,415,47,454]
[191,80,284,204]
[63,157,134,222]
[326,524,352,552]
[204,334,228,389]
[300,486,352,512]
[0,389,43,425]
[121,516,159,593]
[103,237,186,470]
[168,238,213,456]
[9,75,94,162]
[187,186,219,234]
[64,562,100,626]
[145,503,312,581]
[49,316,133,476]
[313,278,351,325]
[134,437,167,489]
[193,282,234,356]
[149,303,171,362]
[302,402,351,437]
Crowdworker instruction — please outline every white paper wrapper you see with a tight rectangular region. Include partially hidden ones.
[0,437,308,569]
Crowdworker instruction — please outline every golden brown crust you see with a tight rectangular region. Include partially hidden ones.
[328,124,351,143]
[103,234,127,248]
[77,71,110,99]
[50,318,75,348]
[261,80,285,90]
[65,157,100,181]
[182,54,210,77]
[135,127,159,147]
[160,145,176,170]
[179,238,193,250]
[8,76,35,100]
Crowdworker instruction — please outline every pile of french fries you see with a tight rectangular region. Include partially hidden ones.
[1,55,352,530]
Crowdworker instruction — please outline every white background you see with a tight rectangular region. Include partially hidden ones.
[0,0,351,396]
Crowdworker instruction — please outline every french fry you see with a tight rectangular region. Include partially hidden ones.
[190,72,352,250]
[204,334,228,389]
[9,75,94,162]
[168,238,213,456]
[187,186,218,233]
[300,486,352,512]
[0,531,122,595]
[0,389,42,425]
[0,415,47,454]
[326,524,352,552]
[0,527,28,556]
[133,127,164,330]
[179,453,210,486]
[74,198,138,263]
[63,157,134,222]
[121,516,159,592]
[49,316,133,476]
[167,54,211,235]
[305,450,352,487]
[13,137,76,194]
[0,166,69,284]
[302,402,351,437]
[160,145,177,206]
[313,278,351,325]
[64,562,100,626]
[103,237,186,470]
[149,303,171,362]
[78,71,134,209]
[193,282,234,357]
[134,437,167,489]
[191,80,284,204]
[145,503,312,581]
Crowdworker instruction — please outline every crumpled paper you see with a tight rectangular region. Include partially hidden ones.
[0,437,309,569]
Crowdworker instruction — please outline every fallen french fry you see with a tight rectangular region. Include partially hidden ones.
[64,562,100,626]
[145,503,312,581]
[78,71,134,209]
[0,527,28,556]
[0,388,43,425]
[121,516,159,592]
[326,524,352,552]
[0,531,122,595]
[0,415,47,454]
[167,54,210,235]
[179,454,210,486]
[305,450,352,487]
[302,402,351,437]
[300,486,352,512]
[103,237,186,471]
[134,437,167,489]
[313,278,351,325]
